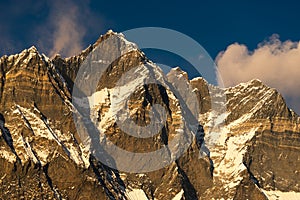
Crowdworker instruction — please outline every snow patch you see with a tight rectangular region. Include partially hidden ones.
[125,189,148,200]
[202,109,258,193]
[262,189,300,200]
[172,189,184,200]
[15,105,88,167]
[0,150,16,163]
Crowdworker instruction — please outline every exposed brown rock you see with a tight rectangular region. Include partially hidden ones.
[0,31,299,200]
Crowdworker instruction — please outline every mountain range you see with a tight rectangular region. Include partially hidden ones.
[0,30,299,200]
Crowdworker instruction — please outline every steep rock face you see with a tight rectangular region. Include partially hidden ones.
[0,30,299,200]
[72,33,212,199]
[0,42,121,199]
[196,79,300,199]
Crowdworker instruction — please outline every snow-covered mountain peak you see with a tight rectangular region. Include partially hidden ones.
[27,45,38,53]
[227,78,265,92]
[0,30,299,200]
[93,29,138,53]
[167,66,189,81]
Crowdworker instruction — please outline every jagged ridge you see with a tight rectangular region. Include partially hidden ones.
[0,30,299,200]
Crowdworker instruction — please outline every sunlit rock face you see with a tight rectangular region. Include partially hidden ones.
[0,31,299,200]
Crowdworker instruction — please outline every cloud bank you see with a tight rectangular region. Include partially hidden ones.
[216,34,300,114]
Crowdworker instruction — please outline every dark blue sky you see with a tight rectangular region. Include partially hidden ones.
[90,0,300,57]
[1,0,300,58]
[0,0,300,113]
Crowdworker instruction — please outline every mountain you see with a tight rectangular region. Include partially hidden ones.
[0,30,299,200]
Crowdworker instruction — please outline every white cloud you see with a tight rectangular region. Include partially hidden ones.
[216,34,300,114]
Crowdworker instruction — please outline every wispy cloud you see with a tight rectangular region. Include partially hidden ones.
[38,0,102,57]
[49,1,84,57]
[216,34,300,114]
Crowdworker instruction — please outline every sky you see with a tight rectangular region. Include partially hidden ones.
[0,0,299,113]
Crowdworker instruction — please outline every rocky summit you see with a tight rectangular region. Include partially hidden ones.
[0,31,299,200]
